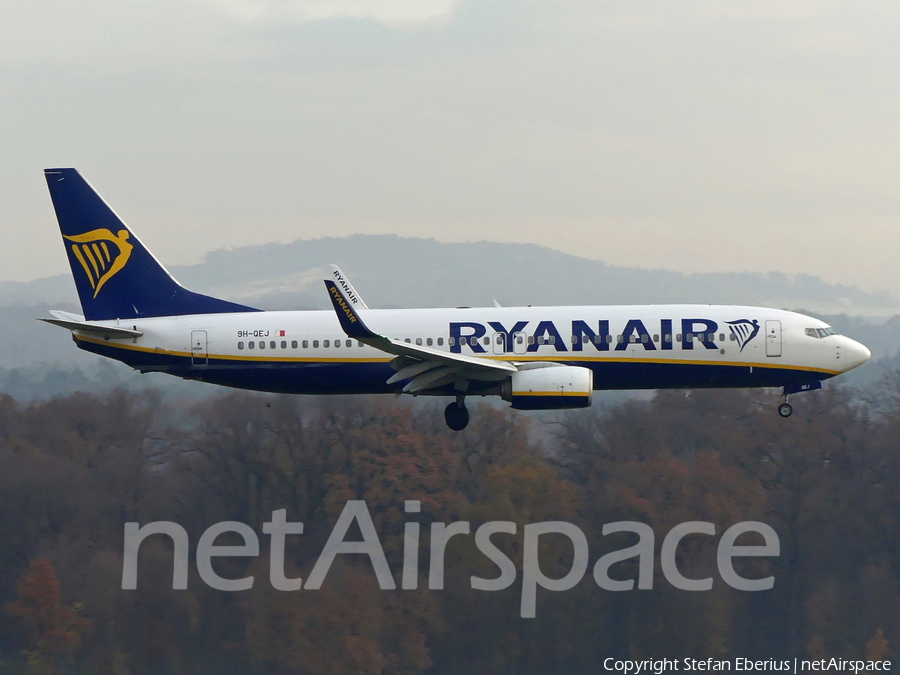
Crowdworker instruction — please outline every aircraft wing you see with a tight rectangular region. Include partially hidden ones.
[39,310,144,339]
[324,280,515,393]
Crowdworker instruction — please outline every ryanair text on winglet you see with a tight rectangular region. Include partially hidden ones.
[332,269,361,305]
[329,285,358,324]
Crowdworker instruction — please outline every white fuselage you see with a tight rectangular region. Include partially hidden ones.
[72,304,870,397]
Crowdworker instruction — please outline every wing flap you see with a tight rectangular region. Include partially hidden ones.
[403,366,454,393]
[387,360,442,385]
[381,338,516,374]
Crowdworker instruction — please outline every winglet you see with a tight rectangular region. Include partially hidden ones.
[328,265,369,310]
[324,280,380,340]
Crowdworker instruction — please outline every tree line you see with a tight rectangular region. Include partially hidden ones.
[0,382,896,674]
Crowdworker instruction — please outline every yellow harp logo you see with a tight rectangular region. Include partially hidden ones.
[63,229,134,298]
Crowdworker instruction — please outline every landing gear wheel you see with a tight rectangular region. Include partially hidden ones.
[778,402,793,418]
[444,402,470,431]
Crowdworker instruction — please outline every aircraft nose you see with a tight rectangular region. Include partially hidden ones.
[841,337,871,372]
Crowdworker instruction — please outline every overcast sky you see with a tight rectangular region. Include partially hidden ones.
[2,0,899,295]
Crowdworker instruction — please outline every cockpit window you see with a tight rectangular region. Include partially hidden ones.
[806,326,838,339]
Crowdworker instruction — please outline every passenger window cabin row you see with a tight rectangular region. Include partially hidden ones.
[238,339,362,350]
[452,333,731,346]
[236,332,746,351]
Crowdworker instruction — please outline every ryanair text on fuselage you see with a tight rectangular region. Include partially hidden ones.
[449,318,760,353]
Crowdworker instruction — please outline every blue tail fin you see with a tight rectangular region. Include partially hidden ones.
[45,168,260,321]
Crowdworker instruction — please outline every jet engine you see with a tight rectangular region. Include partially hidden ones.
[502,365,593,410]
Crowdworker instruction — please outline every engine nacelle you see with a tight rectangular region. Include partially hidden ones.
[502,365,593,410]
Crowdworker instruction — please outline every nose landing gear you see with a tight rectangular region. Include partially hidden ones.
[444,394,469,431]
[777,384,802,418]
[777,382,822,418]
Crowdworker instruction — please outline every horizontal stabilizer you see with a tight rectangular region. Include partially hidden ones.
[39,310,143,339]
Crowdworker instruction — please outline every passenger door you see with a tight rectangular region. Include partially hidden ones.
[191,330,208,365]
[512,331,528,355]
[492,332,505,355]
[765,320,782,357]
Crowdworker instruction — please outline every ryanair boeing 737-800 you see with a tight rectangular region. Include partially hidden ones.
[40,168,871,430]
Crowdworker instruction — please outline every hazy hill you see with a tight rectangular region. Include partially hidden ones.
[171,235,900,313]
[4,234,899,312]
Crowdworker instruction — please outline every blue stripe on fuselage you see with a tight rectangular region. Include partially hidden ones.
[76,338,833,395]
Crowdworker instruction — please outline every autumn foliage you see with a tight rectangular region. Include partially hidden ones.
[6,557,90,674]
[0,384,896,673]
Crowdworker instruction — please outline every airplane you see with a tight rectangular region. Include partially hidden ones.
[40,168,871,430]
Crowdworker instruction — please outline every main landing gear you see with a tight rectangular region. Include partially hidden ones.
[444,394,469,431]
